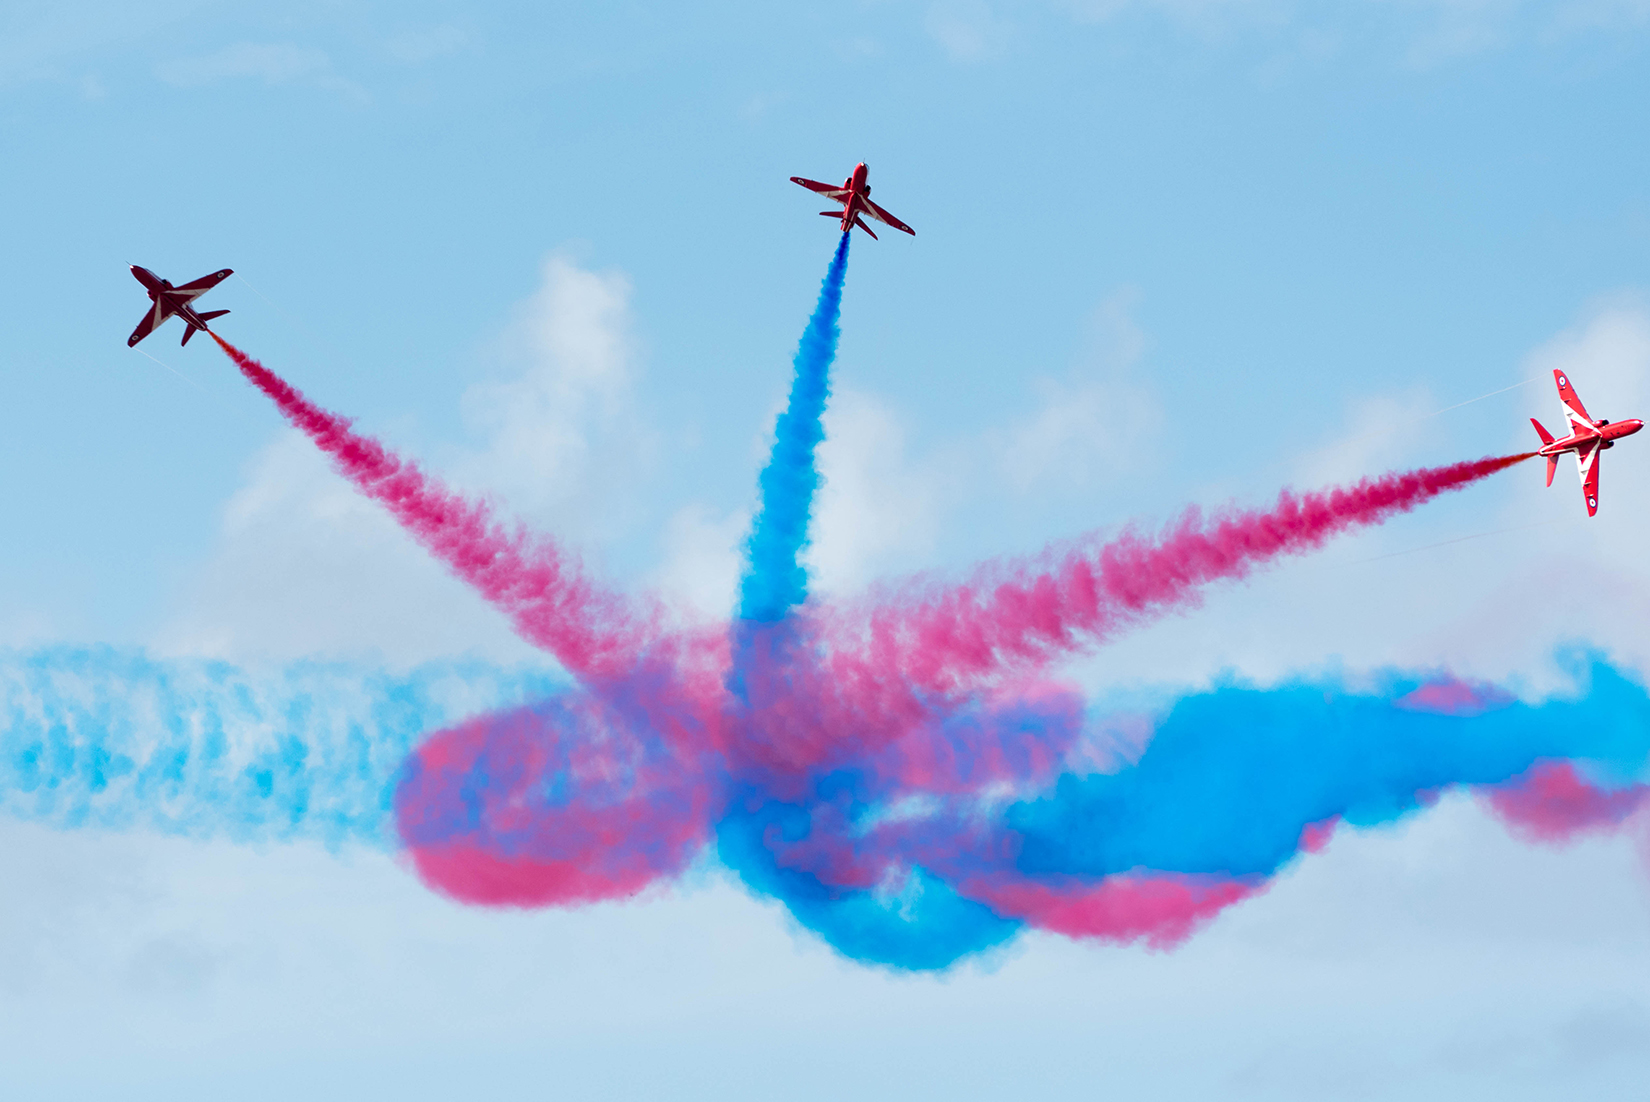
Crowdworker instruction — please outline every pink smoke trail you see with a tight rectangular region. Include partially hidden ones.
[1485,761,1650,844]
[210,332,673,683]
[832,452,1538,700]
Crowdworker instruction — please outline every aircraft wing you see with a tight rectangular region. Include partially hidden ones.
[863,196,915,236]
[791,176,851,201]
[127,299,173,347]
[1577,440,1602,516]
[1553,369,1595,435]
[173,268,233,300]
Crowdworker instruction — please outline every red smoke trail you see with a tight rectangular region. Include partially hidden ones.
[210,332,675,682]
[830,452,1538,699]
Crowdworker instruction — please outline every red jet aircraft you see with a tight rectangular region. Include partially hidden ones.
[790,163,914,239]
[1531,368,1642,516]
[126,265,233,348]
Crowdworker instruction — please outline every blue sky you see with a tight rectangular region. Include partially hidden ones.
[5,2,1650,1098]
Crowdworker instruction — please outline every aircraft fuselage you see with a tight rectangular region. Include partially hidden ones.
[831,163,873,233]
[1539,418,1643,456]
[789,163,914,239]
[131,265,214,333]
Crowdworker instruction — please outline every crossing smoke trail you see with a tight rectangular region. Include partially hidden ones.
[210,329,728,904]
[395,233,854,908]
[6,644,1645,966]
[716,661,1650,967]
[199,260,1609,971]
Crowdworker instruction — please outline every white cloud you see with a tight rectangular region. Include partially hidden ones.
[651,385,961,616]
[5,794,1650,1097]
[153,433,543,667]
[807,389,956,594]
[157,255,649,667]
[1061,0,1650,62]
[457,255,653,539]
[1289,388,1437,488]
[1382,0,1522,66]
[651,503,748,618]
[1556,0,1650,28]
[1522,295,1650,430]
[989,289,1161,493]
[155,42,366,101]
[924,1,1014,61]
[385,25,472,65]
[1053,297,1650,697]
[1065,0,1287,32]
[0,2,209,86]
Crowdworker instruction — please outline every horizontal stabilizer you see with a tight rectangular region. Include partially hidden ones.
[819,211,843,217]
[852,214,878,239]
[181,324,198,347]
[197,309,230,322]
[1546,456,1557,487]
[1531,417,1555,446]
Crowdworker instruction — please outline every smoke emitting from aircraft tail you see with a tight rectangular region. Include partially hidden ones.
[828,451,1540,698]
[78,251,1606,971]
[739,231,849,624]
[208,331,657,683]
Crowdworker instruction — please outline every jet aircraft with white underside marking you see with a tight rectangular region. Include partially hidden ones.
[1530,369,1642,516]
[126,265,232,348]
[790,163,913,240]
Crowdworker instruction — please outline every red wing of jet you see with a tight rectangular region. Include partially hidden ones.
[791,176,852,201]
[862,196,915,236]
[1577,440,1602,516]
[1553,368,1596,435]
[173,268,234,299]
[127,299,173,348]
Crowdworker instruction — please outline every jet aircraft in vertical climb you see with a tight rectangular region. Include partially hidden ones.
[126,265,233,347]
[790,163,914,239]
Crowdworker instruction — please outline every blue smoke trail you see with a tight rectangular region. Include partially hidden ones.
[718,659,1650,971]
[722,230,1012,958]
[0,646,559,847]
[737,231,850,623]
[717,784,1023,970]
[1009,660,1650,880]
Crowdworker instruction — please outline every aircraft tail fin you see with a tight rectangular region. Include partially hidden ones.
[183,309,229,345]
[1531,417,1555,446]
[1546,455,1558,487]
